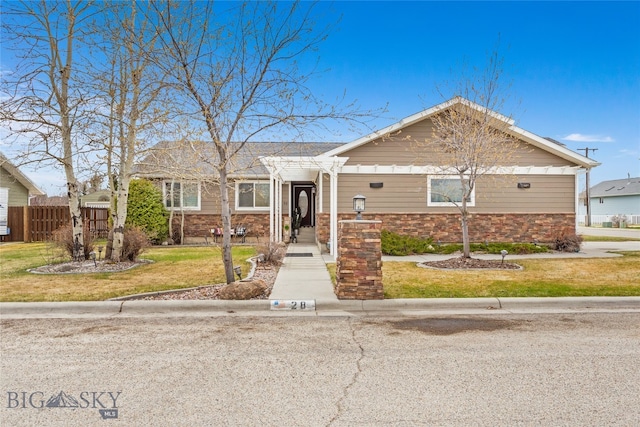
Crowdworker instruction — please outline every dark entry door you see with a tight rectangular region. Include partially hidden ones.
[293,185,314,227]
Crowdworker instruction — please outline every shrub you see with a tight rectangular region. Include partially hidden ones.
[553,228,583,252]
[122,226,150,261]
[381,230,549,255]
[612,214,628,228]
[256,241,286,266]
[381,230,435,256]
[126,179,169,243]
[51,223,95,260]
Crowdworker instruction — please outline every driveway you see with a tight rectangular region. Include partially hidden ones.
[578,225,640,239]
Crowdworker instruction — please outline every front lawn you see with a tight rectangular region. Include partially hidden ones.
[0,243,256,302]
[327,252,640,298]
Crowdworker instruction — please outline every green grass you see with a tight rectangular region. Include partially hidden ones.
[0,243,256,302]
[582,235,640,242]
[327,251,640,298]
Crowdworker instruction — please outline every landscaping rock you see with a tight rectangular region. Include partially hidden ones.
[420,257,522,270]
[217,279,268,300]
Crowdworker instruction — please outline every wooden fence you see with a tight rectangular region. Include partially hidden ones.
[3,206,109,242]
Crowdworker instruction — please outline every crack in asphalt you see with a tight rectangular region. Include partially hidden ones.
[327,318,364,427]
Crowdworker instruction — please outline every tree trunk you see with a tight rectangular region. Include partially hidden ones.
[66,180,84,260]
[461,213,471,258]
[218,167,235,284]
[167,180,174,243]
[460,175,471,258]
[105,228,114,260]
[180,209,185,245]
[110,177,130,262]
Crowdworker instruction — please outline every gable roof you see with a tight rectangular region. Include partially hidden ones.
[321,97,600,169]
[0,152,45,196]
[136,141,344,179]
[590,177,640,198]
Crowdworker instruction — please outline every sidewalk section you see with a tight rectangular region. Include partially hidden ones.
[269,243,338,305]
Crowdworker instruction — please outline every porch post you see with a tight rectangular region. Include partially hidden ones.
[275,177,282,242]
[269,174,275,241]
[330,169,338,259]
[318,172,323,213]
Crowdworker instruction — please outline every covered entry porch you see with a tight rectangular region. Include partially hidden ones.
[260,156,347,258]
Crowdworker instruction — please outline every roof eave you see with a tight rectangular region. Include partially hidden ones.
[511,126,601,168]
[0,153,46,196]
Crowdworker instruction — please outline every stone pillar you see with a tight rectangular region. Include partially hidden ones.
[336,220,383,300]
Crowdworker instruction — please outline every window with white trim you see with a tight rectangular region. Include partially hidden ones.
[236,181,270,210]
[427,176,475,207]
[163,181,200,210]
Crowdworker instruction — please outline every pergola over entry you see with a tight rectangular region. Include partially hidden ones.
[260,156,348,257]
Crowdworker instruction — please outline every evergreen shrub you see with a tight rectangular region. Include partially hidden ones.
[126,179,169,244]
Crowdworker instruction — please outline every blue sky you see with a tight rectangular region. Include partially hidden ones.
[2,1,639,195]
[308,1,639,187]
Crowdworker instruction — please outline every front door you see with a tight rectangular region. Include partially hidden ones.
[293,185,314,227]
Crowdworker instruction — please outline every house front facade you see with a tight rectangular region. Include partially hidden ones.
[137,98,599,256]
[0,152,45,238]
[0,152,45,207]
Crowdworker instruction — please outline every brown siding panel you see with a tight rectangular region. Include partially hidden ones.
[332,174,574,214]
[341,118,577,168]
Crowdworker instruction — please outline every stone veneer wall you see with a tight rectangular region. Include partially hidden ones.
[316,212,575,244]
[336,220,383,300]
[172,213,272,241]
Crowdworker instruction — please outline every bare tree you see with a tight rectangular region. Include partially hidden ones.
[93,1,170,262]
[418,51,520,258]
[1,0,100,259]
[147,1,372,283]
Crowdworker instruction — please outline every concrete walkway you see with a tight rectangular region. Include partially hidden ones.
[269,243,338,304]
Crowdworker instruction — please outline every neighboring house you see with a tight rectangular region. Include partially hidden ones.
[136,97,599,256]
[0,152,45,236]
[579,177,640,225]
[0,152,45,206]
[81,189,111,208]
[30,194,69,206]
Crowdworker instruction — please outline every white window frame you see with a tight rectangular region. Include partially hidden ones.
[427,175,475,207]
[235,180,270,211]
[163,180,201,211]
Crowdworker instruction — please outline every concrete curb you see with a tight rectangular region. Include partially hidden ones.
[497,296,640,311]
[0,301,124,318]
[317,298,500,312]
[2,297,639,318]
[118,300,271,316]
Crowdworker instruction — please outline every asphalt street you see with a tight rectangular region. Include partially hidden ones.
[1,313,639,426]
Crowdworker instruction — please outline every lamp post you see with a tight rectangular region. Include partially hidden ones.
[353,194,366,220]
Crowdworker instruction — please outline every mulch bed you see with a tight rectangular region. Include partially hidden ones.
[420,257,522,270]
